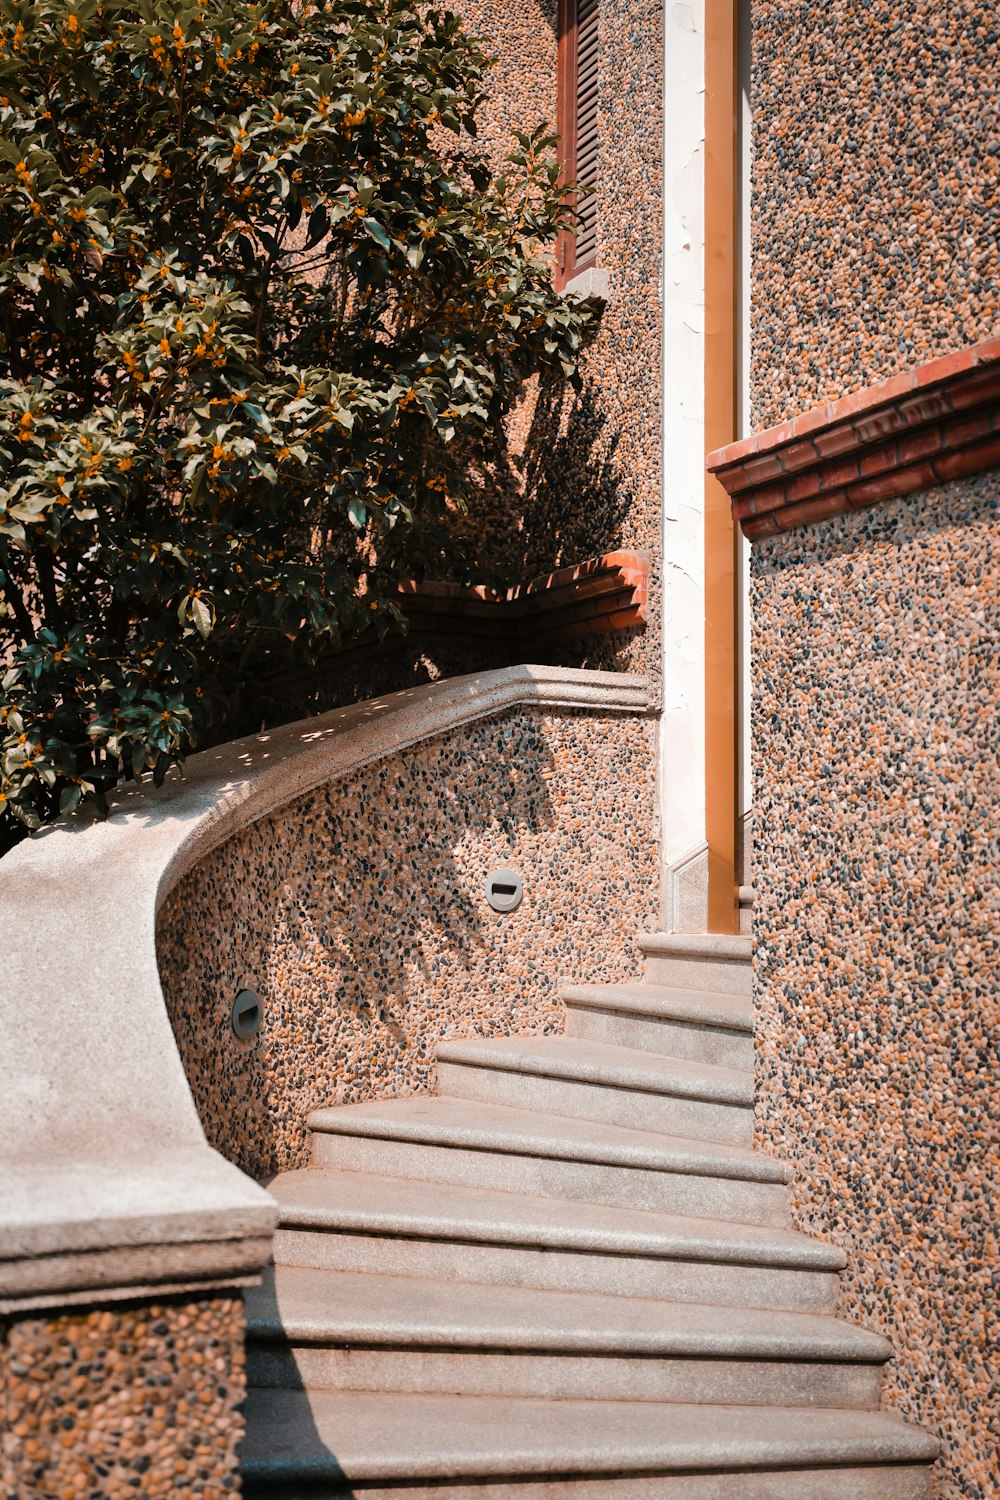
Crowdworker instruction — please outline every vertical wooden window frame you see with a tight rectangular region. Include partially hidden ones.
[557,0,598,289]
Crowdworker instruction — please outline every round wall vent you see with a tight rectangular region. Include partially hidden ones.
[486,868,524,913]
[231,988,263,1040]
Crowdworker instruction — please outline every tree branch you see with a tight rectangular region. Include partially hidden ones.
[0,558,36,645]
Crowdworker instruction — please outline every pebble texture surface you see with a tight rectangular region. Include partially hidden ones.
[1,1295,245,1498]
[751,473,999,1500]
[751,0,1000,429]
[157,707,658,1180]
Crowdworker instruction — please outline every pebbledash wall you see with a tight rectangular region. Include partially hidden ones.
[1,1297,246,1499]
[746,463,999,1500]
[157,706,658,1180]
[750,0,999,430]
[718,7,999,1484]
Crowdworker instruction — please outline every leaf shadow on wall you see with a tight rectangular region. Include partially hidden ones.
[462,376,633,587]
[157,716,568,1183]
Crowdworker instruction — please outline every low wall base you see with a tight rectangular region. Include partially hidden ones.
[1,1293,246,1499]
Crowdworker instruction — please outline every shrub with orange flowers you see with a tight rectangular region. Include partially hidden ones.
[0,0,593,840]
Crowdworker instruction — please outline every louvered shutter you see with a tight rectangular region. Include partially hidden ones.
[573,0,599,270]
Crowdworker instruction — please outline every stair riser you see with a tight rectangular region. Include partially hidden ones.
[248,1344,883,1410]
[435,1063,753,1148]
[641,953,752,995]
[310,1135,791,1227]
[243,1466,934,1500]
[271,1229,839,1313]
[564,1008,754,1068]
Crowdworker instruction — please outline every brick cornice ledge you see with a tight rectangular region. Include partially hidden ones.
[706,336,1000,539]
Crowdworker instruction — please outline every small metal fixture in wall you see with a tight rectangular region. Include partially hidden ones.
[232,988,262,1040]
[486,868,524,913]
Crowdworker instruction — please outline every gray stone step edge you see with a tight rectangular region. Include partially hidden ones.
[641,932,752,962]
[243,1272,890,1364]
[434,1037,754,1107]
[268,1173,847,1272]
[239,1389,941,1481]
[305,1102,792,1185]
[560,982,753,1033]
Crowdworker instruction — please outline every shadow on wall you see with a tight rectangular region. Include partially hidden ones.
[463,379,633,587]
[158,730,550,1180]
[156,708,658,1181]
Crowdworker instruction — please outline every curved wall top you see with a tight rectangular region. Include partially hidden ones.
[0,665,649,1312]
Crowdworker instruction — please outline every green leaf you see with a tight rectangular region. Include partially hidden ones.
[59,783,83,815]
[362,217,391,251]
[0,0,592,837]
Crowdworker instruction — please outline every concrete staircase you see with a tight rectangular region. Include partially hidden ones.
[240,932,938,1498]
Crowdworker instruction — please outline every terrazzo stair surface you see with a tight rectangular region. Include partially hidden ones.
[240,1391,938,1499]
[560,981,754,1066]
[640,931,752,993]
[267,1166,843,1309]
[435,1034,754,1145]
[242,927,938,1495]
[245,1264,890,1407]
[307,1095,792,1224]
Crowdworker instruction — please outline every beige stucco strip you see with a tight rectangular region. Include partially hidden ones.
[0,666,650,1312]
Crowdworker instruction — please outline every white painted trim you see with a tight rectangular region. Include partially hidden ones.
[1,666,650,1312]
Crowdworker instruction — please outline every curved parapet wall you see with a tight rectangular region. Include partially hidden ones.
[157,685,658,1179]
[0,666,650,1313]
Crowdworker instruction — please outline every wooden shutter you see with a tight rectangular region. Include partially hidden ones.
[558,0,600,283]
[573,0,599,270]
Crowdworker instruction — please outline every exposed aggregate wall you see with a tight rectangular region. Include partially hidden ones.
[751,0,1000,429]
[0,1295,245,1499]
[751,473,999,1500]
[157,707,659,1180]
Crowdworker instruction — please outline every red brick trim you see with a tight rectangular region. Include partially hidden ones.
[258,553,648,699]
[396,551,649,649]
[706,337,1000,540]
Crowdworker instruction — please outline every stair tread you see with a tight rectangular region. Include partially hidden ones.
[245,1265,890,1361]
[561,982,753,1032]
[435,1034,753,1105]
[268,1168,845,1270]
[240,1388,938,1480]
[641,932,752,960]
[307,1096,788,1182]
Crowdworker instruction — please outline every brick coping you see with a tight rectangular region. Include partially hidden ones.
[706,336,1000,539]
[396,551,649,639]
[258,552,649,699]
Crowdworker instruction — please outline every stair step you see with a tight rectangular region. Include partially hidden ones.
[246,1264,889,1408]
[268,1169,843,1311]
[240,1389,938,1498]
[435,1035,753,1147]
[561,982,753,1066]
[641,932,752,994]
[308,1096,790,1226]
